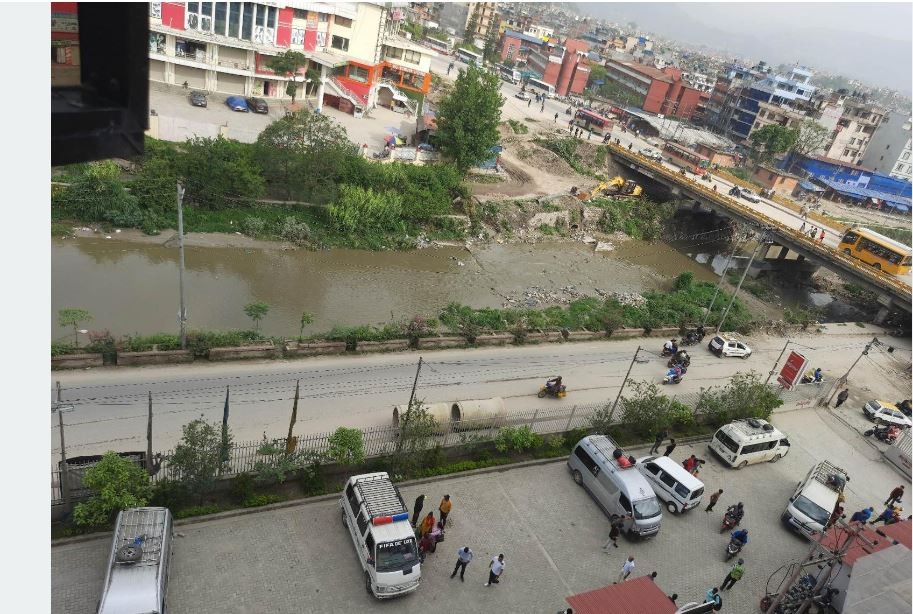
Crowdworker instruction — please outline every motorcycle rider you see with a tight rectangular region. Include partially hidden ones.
[663,338,678,355]
[725,502,744,525]
[666,364,683,383]
[813,367,823,383]
[546,376,563,394]
[730,528,749,547]
[672,349,690,368]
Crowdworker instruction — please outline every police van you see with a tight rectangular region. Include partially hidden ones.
[341,472,421,598]
[708,418,791,468]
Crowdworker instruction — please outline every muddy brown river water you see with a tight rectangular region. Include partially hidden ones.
[51,236,718,339]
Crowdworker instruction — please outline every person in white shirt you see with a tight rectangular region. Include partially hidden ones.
[617,556,635,583]
[485,553,505,586]
[450,546,473,581]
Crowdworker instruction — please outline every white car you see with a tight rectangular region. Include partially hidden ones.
[514,91,531,101]
[740,190,761,203]
[639,148,662,162]
[708,335,752,358]
[863,400,913,428]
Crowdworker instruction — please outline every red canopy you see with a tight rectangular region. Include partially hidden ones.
[566,577,678,614]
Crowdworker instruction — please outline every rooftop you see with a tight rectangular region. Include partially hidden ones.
[607,59,672,83]
[566,577,677,614]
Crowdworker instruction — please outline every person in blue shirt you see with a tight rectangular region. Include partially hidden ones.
[731,529,749,545]
[813,368,823,383]
[850,507,875,523]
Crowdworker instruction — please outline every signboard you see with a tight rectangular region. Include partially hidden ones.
[777,350,808,390]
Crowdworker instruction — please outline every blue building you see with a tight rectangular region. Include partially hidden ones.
[728,66,816,140]
[783,153,912,212]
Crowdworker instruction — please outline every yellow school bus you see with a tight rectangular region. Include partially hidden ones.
[838,227,912,275]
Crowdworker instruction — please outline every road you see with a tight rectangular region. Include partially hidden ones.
[51,403,910,614]
[52,328,910,463]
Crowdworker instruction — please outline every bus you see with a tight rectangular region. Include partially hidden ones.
[497,64,521,84]
[526,77,555,98]
[838,227,912,275]
[662,142,710,175]
[574,108,614,137]
[456,47,482,66]
[423,36,452,54]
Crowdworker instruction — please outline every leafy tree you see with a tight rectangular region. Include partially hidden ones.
[749,124,798,163]
[58,308,92,346]
[327,427,365,465]
[168,417,231,502]
[254,109,354,202]
[72,452,151,527]
[177,137,265,209]
[392,400,439,476]
[464,5,480,41]
[696,371,783,426]
[620,381,694,438]
[299,311,314,338]
[436,63,504,174]
[252,435,323,485]
[265,50,308,102]
[494,425,542,453]
[482,18,500,63]
[787,119,832,170]
[243,301,270,331]
[588,64,607,87]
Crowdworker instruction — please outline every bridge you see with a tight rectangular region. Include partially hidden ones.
[606,143,912,319]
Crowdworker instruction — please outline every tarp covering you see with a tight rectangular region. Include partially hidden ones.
[798,179,825,192]
[819,178,912,211]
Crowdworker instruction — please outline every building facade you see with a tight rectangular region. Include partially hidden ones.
[821,99,886,165]
[861,111,913,181]
[604,59,705,120]
[465,2,498,40]
[148,2,436,117]
[727,66,816,141]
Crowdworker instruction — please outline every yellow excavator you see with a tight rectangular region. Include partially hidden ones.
[571,176,642,201]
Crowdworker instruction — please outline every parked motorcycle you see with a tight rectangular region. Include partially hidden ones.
[725,536,743,561]
[680,328,706,346]
[863,424,900,444]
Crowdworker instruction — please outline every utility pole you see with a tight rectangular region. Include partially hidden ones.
[176,182,188,350]
[717,229,770,333]
[286,379,300,454]
[52,396,75,512]
[822,337,877,406]
[146,391,153,474]
[701,233,745,327]
[407,356,423,411]
[609,346,641,423]
[220,385,230,468]
[766,340,791,385]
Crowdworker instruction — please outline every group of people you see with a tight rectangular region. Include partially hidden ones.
[844,485,908,528]
[798,221,826,243]
[411,493,453,560]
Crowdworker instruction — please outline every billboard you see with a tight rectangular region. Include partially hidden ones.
[777,350,808,390]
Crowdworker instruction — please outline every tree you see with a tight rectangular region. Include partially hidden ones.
[243,301,270,332]
[789,119,832,167]
[436,63,504,174]
[749,124,798,163]
[177,136,266,209]
[588,65,607,87]
[265,50,308,102]
[327,427,365,465]
[482,18,500,63]
[619,381,694,438]
[72,452,151,527]
[392,400,439,476]
[168,417,231,502]
[299,311,314,339]
[696,371,783,426]
[58,308,92,346]
[464,5,480,42]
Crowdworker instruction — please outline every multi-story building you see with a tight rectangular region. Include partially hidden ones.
[555,39,590,97]
[465,2,498,44]
[525,24,554,40]
[148,2,436,118]
[499,29,543,66]
[51,2,80,87]
[603,59,706,120]
[861,111,913,181]
[726,66,816,141]
[821,98,886,165]
[526,40,564,85]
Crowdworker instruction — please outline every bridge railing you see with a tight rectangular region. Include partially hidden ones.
[607,144,912,299]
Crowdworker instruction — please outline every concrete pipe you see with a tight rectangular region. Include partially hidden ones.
[451,397,507,430]
[392,402,454,427]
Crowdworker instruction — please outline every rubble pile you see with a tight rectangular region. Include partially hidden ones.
[497,285,586,308]
[595,289,647,307]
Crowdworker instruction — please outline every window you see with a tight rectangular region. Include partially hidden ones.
[674,482,692,499]
[345,484,359,517]
[356,510,369,535]
[714,430,739,453]
[903,152,910,161]
[228,2,240,37]
[643,462,660,476]
[385,46,403,60]
[658,471,677,489]
[318,12,328,22]
[348,65,369,83]
[214,2,227,35]
[619,493,632,513]
[332,35,350,51]
[403,49,422,64]
[573,446,599,476]
[241,2,253,40]
[365,534,375,556]
[335,16,352,28]
[255,3,264,26]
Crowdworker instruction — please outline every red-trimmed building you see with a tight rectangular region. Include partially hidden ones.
[51,2,81,87]
[149,2,436,117]
[556,39,590,97]
[604,59,707,120]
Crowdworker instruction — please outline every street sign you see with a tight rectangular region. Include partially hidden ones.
[777,350,808,390]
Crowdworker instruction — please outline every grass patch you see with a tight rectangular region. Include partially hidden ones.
[506,119,529,134]
[855,321,866,328]
[51,221,73,238]
[590,196,675,241]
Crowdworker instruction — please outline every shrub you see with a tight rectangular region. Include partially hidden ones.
[327,427,365,465]
[494,425,542,454]
[242,494,283,508]
[696,371,783,426]
[123,333,181,352]
[328,185,405,233]
[72,452,151,528]
[175,504,222,519]
[149,479,192,510]
[277,216,311,245]
[619,381,691,439]
[167,417,232,502]
[674,272,694,291]
[241,216,267,238]
[229,472,255,503]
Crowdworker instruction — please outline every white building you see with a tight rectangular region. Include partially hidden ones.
[861,110,912,181]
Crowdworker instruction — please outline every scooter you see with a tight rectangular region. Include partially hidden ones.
[863,424,900,444]
[667,355,691,369]
[660,345,678,357]
[725,536,744,561]
[720,511,740,533]
[680,329,705,346]
[701,173,712,182]
[538,383,567,398]
[663,368,684,385]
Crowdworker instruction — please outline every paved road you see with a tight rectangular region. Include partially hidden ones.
[52,329,910,462]
[51,405,910,614]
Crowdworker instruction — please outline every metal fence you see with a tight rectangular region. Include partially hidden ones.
[51,384,826,506]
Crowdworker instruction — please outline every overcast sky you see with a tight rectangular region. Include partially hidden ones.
[584,2,913,94]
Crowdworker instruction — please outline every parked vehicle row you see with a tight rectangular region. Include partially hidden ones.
[188,91,269,114]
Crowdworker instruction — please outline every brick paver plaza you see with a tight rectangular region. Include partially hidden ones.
[52,408,908,613]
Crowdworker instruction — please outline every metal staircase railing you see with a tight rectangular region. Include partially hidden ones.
[328,76,366,107]
[378,79,418,115]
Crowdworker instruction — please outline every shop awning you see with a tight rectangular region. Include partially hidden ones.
[798,179,825,192]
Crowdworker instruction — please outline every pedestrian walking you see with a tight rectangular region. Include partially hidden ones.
[554,112,559,123]
[439,494,452,526]
[450,546,473,581]
[650,429,668,455]
[850,506,875,523]
[528,98,532,108]
[602,514,628,550]
[808,226,817,238]
[885,485,905,507]
[663,438,677,457]
[616,556,635,583]
[818,230,826,244]
[411,493,426,526]
[541,101,545,113]
[648,571,658,581]
[569,120,574,132]
[799,221,806,233]
[829,504,844,527]
[484,554,505,586]
[668,594,678,604]
[705,587,722,607]
[182,80,189,89]
[705,489,724,513]
[721,559,744,590]
[833,388,849,408]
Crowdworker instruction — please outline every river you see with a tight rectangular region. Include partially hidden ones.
[51,235,718,340]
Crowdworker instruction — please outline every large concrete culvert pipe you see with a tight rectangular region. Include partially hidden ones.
[391,398,506,429]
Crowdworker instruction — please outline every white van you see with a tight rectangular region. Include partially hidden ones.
[341,472,421,598]
[97,507,173,614]
[636,455,705,514]
[782,460,849,538]
[568,435,663,538]
[708,418,791,468]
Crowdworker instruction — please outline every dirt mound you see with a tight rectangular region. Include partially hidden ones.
[501,158,532,183]
[575,142,606,172]
[513,142,578,177]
